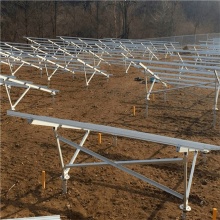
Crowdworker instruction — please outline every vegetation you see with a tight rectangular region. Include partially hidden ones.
[1,1,220,42]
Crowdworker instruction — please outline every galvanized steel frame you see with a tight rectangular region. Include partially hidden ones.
[7,110,220,213]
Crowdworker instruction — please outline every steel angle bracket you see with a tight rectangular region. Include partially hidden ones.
[176,145,210,153]
[176,146,196,153]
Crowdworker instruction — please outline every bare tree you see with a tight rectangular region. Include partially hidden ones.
[182,1,214,34]
[118,1,135,38]
[148,1,178,37]
[1,1,30,42]
[1,1,219,42]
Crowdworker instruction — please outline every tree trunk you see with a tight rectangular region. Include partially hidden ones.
[24,1,28,43]
[122,1,129,39]
[96,2,99,38]
[114,1,118,38]
[54,1,57,37]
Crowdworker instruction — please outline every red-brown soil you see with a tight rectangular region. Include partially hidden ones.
[1,63,220,220]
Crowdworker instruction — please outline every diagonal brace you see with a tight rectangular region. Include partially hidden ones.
[59,135,183,199]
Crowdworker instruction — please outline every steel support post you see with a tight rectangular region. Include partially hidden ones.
[213,70,219,111]
[8,58,13,74]
[5,85,13,110]
[84,64,88,87]
[113,136,117,147]
[53,127,69,193]
[213,71,219,127]
[145,72,149,118]
[180,152,191,220]
[164,86,167,103]
[186,151,198,202]
[146,78,156,100]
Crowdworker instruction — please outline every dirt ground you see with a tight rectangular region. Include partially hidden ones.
[1,62,220,220]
